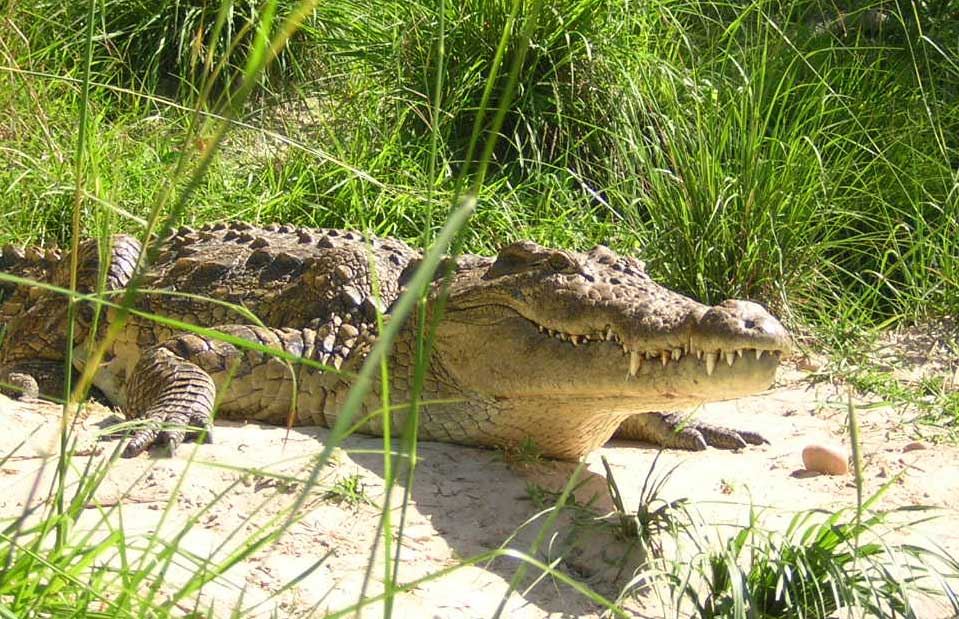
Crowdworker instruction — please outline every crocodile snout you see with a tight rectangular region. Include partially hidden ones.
[694,300,791,358]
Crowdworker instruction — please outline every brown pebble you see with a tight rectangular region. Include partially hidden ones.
[802,443,849,476]
[902,441,927,452]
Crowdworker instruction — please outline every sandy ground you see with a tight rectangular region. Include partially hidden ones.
[1,346,958,618]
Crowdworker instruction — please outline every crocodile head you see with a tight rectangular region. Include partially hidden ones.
[426,241,791,459]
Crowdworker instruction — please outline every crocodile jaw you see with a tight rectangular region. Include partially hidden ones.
[433,305,786,407]
[424,303,787,459]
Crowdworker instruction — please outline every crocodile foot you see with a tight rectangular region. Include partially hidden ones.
[3,372,40,401]
[121,346,217,458]
[0,360,68,401]
[122,412,214,458]
[614,412,768,451]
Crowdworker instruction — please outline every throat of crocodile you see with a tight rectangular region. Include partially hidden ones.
[470,395,652,460]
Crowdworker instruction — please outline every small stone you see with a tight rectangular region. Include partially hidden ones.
[802,443,848,476]
[902,441,927,452]
[321,331,337,353]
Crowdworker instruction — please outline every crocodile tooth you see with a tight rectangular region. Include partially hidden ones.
[705,352,718,376]
[606,327,614,341]
[672,348,682,361]
[724,351,735,366]
[696,349,703,360]
[660,350,669,366]
[646,352,656,360]
[570,335,580,346]
[547,329,555,337]
[756,349,764,360]
[622,344,629,354]
[737,349,743,358]
[629,351,642,376]
[538,325,545,333]
[558,333,567,341]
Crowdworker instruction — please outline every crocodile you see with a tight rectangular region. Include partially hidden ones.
[0,224,791,460]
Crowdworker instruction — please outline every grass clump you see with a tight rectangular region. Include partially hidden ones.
[666,500,959,618]
[842,369,959,436]
[13,0,332,101]
[323,473,374,507]
[602,457,959,618]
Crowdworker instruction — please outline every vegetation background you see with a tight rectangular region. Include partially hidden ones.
[3,0,957,333]
[0,0,958,616]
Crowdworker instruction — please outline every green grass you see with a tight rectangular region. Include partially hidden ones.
[323,473,374,507]
[641,493,959,618]
[832,362,959,438]
[598,449,959,618]
[1,0,958,616]
[3,0,957,325]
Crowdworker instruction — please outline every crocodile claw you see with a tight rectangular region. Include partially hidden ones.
[615,411,769,451]
[122,412,214,458]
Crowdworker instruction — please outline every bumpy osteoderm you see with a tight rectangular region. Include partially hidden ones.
[0,225,790,460]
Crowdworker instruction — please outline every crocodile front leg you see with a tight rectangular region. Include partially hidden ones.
[123,345,217,457]
[120,323,355,457]
[1,235,141,402]
[614,412,768,451]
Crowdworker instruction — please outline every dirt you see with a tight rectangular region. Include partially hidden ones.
[1,345,958,618]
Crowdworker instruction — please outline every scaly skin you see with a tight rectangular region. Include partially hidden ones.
[0,224,791,460]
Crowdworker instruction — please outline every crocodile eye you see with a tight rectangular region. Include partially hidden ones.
[548,252,575,272]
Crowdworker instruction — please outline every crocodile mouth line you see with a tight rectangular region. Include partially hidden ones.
[533,322,785,378]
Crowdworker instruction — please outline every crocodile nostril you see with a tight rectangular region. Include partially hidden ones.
[744,319,757,330]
